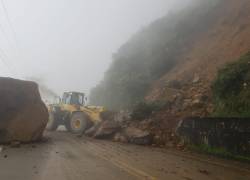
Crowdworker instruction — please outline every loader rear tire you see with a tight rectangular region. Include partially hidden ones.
[46,112,59,131]
[67,112,89,134]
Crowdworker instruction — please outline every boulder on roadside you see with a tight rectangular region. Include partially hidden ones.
[113,132,128,143]
[10,141,21,148]
[123,127,153,145]
[93,120,121,139]
[0,78,48,143]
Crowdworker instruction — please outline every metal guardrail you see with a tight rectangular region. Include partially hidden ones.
[177,117,250,156]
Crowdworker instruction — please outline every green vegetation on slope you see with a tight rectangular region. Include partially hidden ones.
[90,0,221,110]
[212,52,250,117]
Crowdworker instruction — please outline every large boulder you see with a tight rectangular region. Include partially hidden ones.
[93,120,121,139]
[123,127,153,145]
[0,78,48,143]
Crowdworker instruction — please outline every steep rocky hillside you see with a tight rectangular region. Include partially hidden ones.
[90,0,221,109]
[89,0,250,146]
[90,0,250,120]
[146,0,250,118]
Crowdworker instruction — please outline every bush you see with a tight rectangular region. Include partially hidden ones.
[212,52,250,117]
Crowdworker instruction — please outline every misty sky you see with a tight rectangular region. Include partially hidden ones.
[0,0,191,95]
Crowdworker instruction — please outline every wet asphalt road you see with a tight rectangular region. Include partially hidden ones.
[0,131,249,180]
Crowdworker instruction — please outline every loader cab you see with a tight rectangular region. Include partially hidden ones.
[62,92,86,106]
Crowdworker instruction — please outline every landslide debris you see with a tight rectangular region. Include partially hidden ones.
[0,77,48,143]
[85,111,172,146]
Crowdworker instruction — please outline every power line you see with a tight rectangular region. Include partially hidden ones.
[0,47,13,67]
[0,23,15,61]
[0,50,13,74]
[0,0,20,76]
[0,0,19,47]
[0,16,17,53]
[0,26,16,75]
[0,22,17,75]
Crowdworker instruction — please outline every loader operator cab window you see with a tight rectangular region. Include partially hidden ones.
[71,93,84,106]
[65,95,71,104]
[62,92,85,106]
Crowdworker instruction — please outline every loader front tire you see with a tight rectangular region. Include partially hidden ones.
[67,112,89,134]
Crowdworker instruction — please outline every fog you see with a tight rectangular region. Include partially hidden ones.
[0,0,192,96]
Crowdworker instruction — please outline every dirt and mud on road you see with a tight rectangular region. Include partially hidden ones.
[0,131,249,180]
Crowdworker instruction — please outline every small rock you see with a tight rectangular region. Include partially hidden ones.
[113,133,128,143]
[183,177,193,180]
[10,141,21,148]
[3,154,7,158]
[191,99,204,108]
[198,169,210,175]
[193,75,200,83]
[192,99,201,104]
[177,143,185,150]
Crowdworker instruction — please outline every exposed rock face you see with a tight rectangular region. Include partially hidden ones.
[0,78,48,143]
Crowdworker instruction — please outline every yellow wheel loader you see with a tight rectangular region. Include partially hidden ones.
[47,92,105,134]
